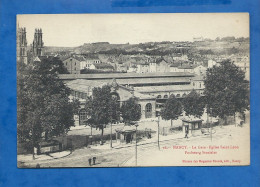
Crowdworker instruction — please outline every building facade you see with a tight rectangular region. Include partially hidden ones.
[63,57,81,74]
[60,72,205,127]
[66,79,156,126]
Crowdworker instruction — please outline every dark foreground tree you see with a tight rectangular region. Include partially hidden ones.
[120,97,141,125]
[17,57,78,151]
[204,59,249,122]
[183,90,205,118]
[161,95,183,127]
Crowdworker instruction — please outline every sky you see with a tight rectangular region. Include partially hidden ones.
[17,13,249,47]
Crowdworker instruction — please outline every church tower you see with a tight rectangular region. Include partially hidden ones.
[17,26,28,64]
[32,28,44,57]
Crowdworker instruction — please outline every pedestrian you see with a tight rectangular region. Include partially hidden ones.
[88,158,92,166]
[185,128,189,138]
[93,157,96,165]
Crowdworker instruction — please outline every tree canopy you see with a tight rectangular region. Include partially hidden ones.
[160,95,183,126]
[17,57,78,149]
[84,85,121,137]
[120,97,141,125]
[183,90,205,118]
[204,59,249,119]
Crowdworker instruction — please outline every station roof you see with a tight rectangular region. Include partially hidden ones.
[65,79,107,93]
[59,72,194,80]
[134,84,200,93]
[65,79,156,100]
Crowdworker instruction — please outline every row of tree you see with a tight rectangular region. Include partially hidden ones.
[161,60,249,126]
[84,88,141,141]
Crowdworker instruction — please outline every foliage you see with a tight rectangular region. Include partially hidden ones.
[183,90,205,118]
[160,95,183,125]
[204,59,249,119]
[17,57,78,149]
[120,97,141,124]
[84,85,121,137]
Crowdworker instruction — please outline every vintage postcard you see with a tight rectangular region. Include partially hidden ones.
[17,13,250,168]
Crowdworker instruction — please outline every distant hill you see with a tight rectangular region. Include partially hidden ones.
[43,38,249,56]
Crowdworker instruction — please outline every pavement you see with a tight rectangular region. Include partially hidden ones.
[17,150,72,162]
[123,123,250,166]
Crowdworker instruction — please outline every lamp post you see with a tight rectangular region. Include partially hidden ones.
[110,121,113,148]
[210,108,213,142]
[32,128,35,160]
[134,123,139,166]
[157,114,160,150]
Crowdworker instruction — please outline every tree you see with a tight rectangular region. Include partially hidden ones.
[17,57,78,151]
[161,95,183,127]
[183,90,205,118]
[204,59,249,122]
[120,97,141,125]
[84,85,120,142]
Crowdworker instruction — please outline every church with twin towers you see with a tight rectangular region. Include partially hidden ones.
[16,25,44,64]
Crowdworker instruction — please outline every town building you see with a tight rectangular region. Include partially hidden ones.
[89,63,114,72]
[172,54,188,61]
[170,63,181,72]
[177,65,196,73]
[83,57,101,69]
[231,55,250,80]
[116,62,128,72]
[62,57,81,74]
[136,63,149,73]
[208,59,217,68]
[127,65,137,73]
[17,26,28,64]
[194,65,207,76]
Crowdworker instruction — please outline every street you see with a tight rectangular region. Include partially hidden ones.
[18,121,250,168]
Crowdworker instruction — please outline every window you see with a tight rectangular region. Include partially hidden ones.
[176,94,180,98]
[164,95,168,99]
[79,109,87,125]
[157,95,162,99]
[146,103,152,112]
[199,82,201,88]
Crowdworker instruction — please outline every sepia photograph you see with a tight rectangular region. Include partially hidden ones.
[17,13,250,168]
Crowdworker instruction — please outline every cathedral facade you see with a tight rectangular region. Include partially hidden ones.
[32,28,44,57]
[16,26,28,64]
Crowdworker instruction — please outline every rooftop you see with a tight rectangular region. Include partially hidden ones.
[92,63,114,69]
[59,72,194,80]
[178,65,198,69]
[66,79,155,100]
[134,84,199,93]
